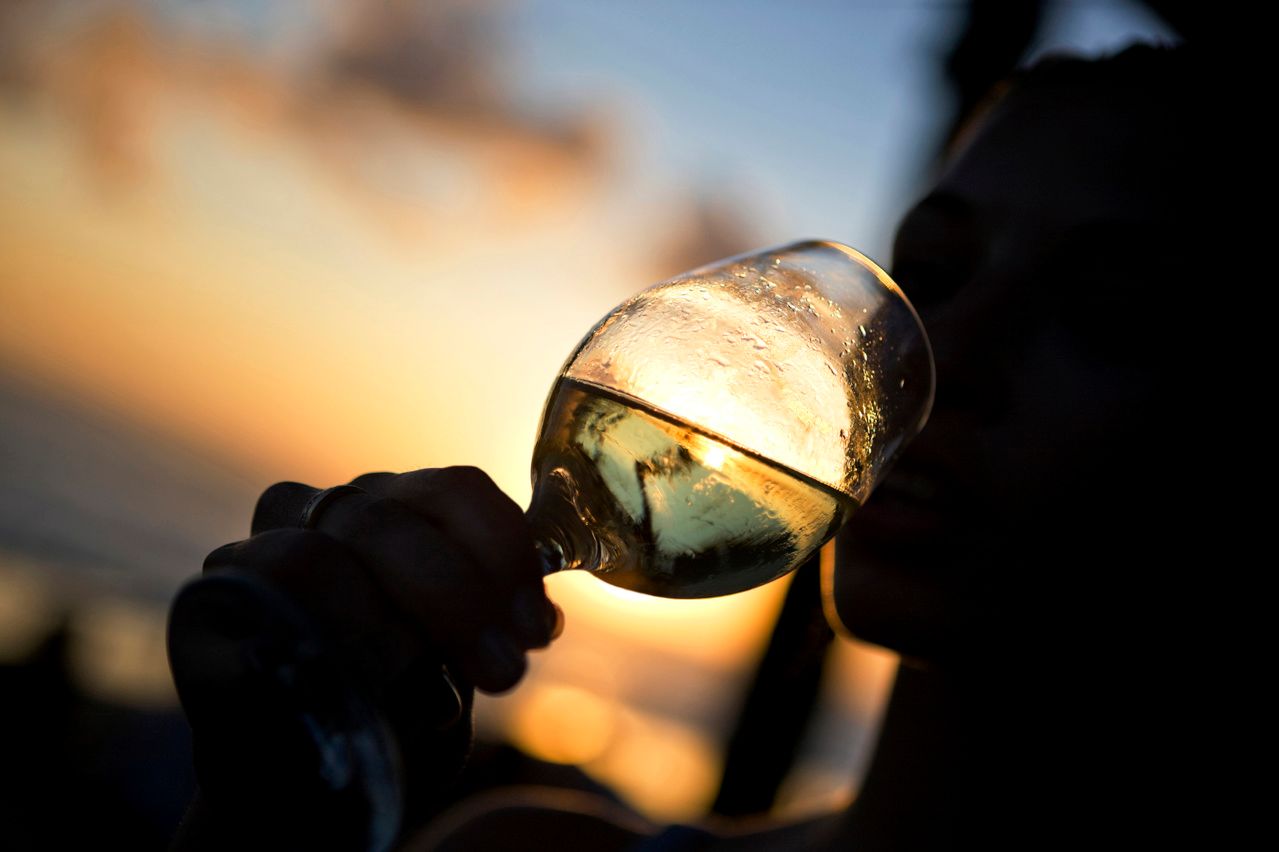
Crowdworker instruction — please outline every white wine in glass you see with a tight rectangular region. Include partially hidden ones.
[528,240,934,598]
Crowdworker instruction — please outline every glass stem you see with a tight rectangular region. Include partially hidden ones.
[526,466,601,576]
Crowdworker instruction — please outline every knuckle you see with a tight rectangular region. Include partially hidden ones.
[353,492,400,525]
[375,468,448,503]
[202,528,339,574]
[317,491,402,540]
[348,471,394,491]
[473,656,526,694]
[470,629,527,693]
[434,465,495,494]
[252,481,314,533]
[269,527,344,564]
[258,480,307,506]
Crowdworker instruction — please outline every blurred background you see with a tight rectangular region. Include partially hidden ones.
[0,1,1177,847]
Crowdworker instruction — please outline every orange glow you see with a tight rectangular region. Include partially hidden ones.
[585,707,720,822]
[0,560,59,662]
[775,768,857,817]
[69,597,177,707]
[0,100,649,491]
[546,569,788,670]
[827,634,898,719]
[509,682,620,766]
[819,539,848,638]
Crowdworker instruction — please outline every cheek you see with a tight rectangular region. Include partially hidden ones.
[821,298,1168,660]
[984,329,1166,509]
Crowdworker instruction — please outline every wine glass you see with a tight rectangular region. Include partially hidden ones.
[528,239,934,598]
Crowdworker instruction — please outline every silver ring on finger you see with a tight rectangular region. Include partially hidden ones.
[298,484,366,530]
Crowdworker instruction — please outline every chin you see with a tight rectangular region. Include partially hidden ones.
[826,512,985,666]
[827,563,961,664]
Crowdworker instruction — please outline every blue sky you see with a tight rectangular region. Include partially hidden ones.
[501,0,1176,259]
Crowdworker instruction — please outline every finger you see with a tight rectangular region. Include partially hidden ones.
[354,467,556,648]
[355,468,536,581]
[202,528,426,690]
[300,489,531,693]
[178,533,476,813]
[347,471,396,490]
[203,531,476,729]
[245,475,543,691]
[251,481,319,535]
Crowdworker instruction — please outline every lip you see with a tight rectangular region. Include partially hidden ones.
[852,482,949,544]
[849,452,966,548]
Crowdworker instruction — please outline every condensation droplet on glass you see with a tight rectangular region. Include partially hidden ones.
[899,378,906,389]
[858,324,869,339]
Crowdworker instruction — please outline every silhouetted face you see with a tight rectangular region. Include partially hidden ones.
[826,53,1189,662]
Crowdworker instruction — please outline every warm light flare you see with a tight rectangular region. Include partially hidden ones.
[828,633,898,719]
[585,707,720,822]
[0,560,59,662]
[698,439,729,472]
[510,682,620,766]
[546,569,788,669]
[69,597,177,707]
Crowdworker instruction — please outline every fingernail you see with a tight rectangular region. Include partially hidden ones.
[549,603,565,641]
[511,587,554,645]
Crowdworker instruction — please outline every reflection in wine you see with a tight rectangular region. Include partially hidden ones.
[529,377,856,598]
